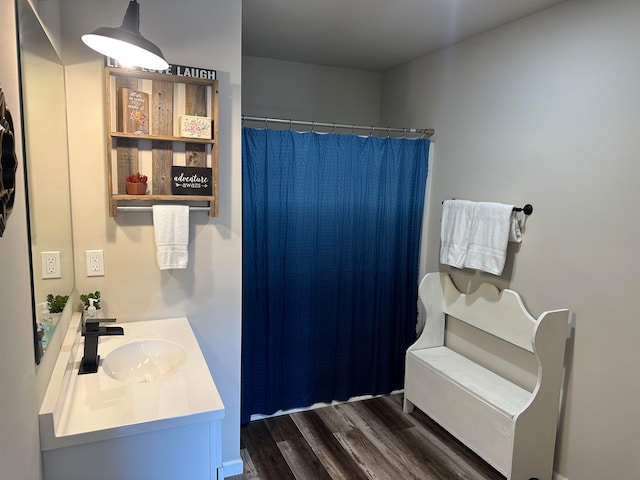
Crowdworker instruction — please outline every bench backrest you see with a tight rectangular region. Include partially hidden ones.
[440,274,537,353]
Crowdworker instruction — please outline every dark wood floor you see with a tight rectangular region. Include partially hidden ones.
[229,393,504,480]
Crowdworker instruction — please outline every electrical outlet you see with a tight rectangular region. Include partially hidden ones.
[86,250,104,277]
[41,251,61,279]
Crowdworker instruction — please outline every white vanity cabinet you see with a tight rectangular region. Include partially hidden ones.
[42,421,222,480]
[39,314,225,480]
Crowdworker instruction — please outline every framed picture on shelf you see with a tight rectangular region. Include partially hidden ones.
[171,166,213,196]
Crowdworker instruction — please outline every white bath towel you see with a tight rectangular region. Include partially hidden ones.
[464,202,514,275]
[440,199,476,269]
[152,205,189,270]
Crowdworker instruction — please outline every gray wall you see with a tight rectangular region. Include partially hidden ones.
[60,0,243,473]
[0,0,42,478]
[2,0,243,475]
[243,56,382,126]
[382,1,640,479]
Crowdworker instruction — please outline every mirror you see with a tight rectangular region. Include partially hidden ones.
[17,0,75,363]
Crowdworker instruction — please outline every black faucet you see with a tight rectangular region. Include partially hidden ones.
[78,318,124,375]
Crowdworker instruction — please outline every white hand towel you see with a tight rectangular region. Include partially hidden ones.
[440,199,476,269]
[152,205,189,270]
[464,202,513,275]
[509,211,523,243]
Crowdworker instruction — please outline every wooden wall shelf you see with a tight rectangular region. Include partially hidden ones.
[110,132,215,145]
[104,67,219,217]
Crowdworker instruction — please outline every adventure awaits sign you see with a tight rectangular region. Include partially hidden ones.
[106,58,216,80]
[171,166,213,196]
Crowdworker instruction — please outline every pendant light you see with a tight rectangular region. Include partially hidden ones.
[81,0,169,71]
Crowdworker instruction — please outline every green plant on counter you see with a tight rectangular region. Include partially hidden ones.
[80,291,101,310]
[46,294,69,314]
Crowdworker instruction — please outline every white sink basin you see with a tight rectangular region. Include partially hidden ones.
[103,339,187,383]
[40,316,225,453]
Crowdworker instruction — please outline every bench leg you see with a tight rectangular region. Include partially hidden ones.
[403,396,414,413]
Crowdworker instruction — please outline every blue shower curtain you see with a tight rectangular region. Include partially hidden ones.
[242,127,430,423]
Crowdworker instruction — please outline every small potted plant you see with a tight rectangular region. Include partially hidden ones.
[46,293,69,314]
[46,293,69,328]
[126,172,148,195]
[80,291,101,312]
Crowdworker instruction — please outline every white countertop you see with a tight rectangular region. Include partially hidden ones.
[39,313,224,451]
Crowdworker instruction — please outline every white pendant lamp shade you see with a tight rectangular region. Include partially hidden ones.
[81,0,169,71]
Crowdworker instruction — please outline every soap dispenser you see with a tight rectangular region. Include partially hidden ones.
[86,298,97,319]
[40,302,53,348]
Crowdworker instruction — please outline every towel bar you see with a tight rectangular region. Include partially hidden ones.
[442,200,533,216]
[116,205,211,213]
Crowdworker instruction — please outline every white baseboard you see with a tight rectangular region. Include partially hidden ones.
[553,471,569,480]
[221,458,243,478]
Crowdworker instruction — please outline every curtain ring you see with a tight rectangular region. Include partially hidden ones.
[403,128,407,139]
[289,119,292,131]
[351,124,356,135]
[387,127,391,138]
[332,123,336,134]
[264,118,269,129]
[311,121,316,133]
[370,126,375,138]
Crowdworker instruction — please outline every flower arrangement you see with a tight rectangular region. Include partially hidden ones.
[126,172,148,194]
[129,110,148,127]
[126,172,148,184]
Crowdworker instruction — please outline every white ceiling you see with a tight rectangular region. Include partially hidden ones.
[243,0,566,72]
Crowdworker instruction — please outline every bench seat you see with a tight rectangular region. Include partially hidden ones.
[409,346,530,418]
[404,273,569,480]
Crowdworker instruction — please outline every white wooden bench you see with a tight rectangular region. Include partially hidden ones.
[404,273,569,480]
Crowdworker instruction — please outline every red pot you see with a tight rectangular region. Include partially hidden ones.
[126,181,147,195]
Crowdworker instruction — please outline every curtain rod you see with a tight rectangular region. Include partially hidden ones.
[242,115,434,138]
